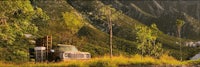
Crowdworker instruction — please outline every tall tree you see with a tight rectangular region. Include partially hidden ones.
[107,7,113,58]
[99,5,117,58]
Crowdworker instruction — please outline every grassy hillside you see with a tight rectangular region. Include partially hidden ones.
[67,0,200,60]
[0,0,199,63]
[31,0,200,60]
[32,0,138,57]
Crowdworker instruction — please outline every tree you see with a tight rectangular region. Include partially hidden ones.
[98,5,122,58]
[0,1,49,62]
[135,24,163,58]
[99,5,117,58]
[176,19,185,61]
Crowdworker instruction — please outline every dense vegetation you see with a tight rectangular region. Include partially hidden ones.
[0,0,200,64]
[0,1,48,62]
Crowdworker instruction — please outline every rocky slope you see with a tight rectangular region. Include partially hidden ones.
[101,0,200,40]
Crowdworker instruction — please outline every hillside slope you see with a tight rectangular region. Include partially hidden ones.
[31,0,138,57]
[0,0,200,62]
[102,0,200,40]
[30,0,200,60]
[67,0,199,60]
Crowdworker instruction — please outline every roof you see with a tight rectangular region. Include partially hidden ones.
[57,44,79,52]
[57,44,76,47]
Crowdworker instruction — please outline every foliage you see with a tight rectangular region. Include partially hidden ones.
[176,19,185,31]
[59,10,85,44]
[0,0,49,62]
[62,10,84,34]
[98,5,121,21]
[135,24,163,57]
[176,19,185,61]
[31,7,49,36]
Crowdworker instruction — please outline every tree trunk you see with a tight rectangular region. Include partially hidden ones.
[109,9,113,58]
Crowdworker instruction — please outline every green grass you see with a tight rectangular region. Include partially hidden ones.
[184,59,200,65]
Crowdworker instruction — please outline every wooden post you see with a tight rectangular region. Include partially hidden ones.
[46,36,48,62]
[45,35,52,62]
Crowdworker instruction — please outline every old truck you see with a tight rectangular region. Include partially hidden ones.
[30,36,91,62]
[52,44,91,61]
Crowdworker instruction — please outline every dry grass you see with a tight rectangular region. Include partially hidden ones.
[0,61,15,67]
[0,54,183,67]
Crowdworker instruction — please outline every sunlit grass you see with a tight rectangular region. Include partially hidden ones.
[129,54,158,65]
[159,54,182,65]
[183,59,200,65]
[0,61,15,67]
[0,54,186,67]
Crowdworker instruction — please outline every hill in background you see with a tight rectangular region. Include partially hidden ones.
[0,0,200,62]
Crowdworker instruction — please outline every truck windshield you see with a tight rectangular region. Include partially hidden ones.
[58,45,78,52]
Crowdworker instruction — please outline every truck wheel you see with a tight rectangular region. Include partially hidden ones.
[55,57,61,62]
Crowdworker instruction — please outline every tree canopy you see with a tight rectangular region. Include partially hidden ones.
[0,0,49,62]
[135,24,163,57]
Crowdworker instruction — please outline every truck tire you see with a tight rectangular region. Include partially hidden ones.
[55,57,61,62]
